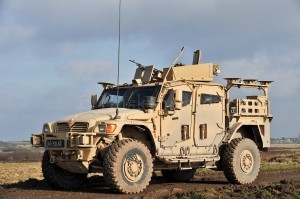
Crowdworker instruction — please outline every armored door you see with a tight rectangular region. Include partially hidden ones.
[160,86,193,153]
[194,85,225,153]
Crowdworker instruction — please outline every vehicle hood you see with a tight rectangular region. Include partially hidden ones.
[56,108,145,123]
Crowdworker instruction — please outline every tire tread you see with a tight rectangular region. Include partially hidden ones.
[222,138,260,184]
[103,139,153,194]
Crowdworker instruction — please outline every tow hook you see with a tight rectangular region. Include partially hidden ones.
[50,155,56,164]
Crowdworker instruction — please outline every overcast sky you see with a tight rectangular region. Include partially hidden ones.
[0,0,300,141]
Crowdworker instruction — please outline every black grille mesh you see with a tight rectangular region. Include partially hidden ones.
[57,122,88,133]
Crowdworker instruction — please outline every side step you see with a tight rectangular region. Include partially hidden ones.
[157,155,220,169]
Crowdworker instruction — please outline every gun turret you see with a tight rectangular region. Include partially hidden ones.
[129,60,146,70]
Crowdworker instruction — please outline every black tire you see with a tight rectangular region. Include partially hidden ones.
[161,169,196,182]
[42,151,87,190]
[222,138,261,184]
[103,139,153,194]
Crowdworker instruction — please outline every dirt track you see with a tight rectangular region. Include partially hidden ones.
[1,146,299,198]
[1,168,300,199]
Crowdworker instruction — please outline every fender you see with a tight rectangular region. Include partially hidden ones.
[224,122,243,143]
[224,123,267,149]
[121,125,158,155]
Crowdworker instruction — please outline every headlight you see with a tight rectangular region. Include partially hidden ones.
[99,123,106,132]
[99,123,117,133]
[42,123,51,133]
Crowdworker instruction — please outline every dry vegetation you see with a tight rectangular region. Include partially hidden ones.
[0,141,43,162]
[0,162,43,185]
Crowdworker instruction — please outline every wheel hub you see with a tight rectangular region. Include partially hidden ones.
[123,153,144,182]
[240,150,254,174]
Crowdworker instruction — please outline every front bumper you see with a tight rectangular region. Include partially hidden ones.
[31,132,99,173]
[31,132,97,148]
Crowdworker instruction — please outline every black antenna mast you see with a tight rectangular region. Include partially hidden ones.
[114,0,121,119]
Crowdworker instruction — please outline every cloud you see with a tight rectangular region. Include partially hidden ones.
[6,1,298,43]
[0,24,35,52]
[2,0,300,60]
[5,0,118,41]
[58,59,114,82]
[219,51,300,97]
[0,0,300,140]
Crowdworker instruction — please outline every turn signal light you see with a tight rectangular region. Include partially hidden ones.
[105,124,117,133]
[99,123,117,133]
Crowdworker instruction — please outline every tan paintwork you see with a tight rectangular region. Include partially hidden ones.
[31,50,272,174]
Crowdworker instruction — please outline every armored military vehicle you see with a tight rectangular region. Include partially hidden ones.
[32,50,273,194]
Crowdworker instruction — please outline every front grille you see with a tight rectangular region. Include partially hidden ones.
[72,122,89,132]
[57,123,70,132]
[57,122,89,133]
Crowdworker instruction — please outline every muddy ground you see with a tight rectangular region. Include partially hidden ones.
[0,146,300,199]
[1,169,300,199]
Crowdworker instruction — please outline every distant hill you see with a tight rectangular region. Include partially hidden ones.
[0,141,43,162]
[271,137,300,144]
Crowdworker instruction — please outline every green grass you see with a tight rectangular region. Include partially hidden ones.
[270,144,300,152]
[195,159,300,176]
[196,168,219,175]
[261,162,300,171]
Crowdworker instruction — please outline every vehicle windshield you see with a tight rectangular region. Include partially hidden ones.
[95,86,161,109]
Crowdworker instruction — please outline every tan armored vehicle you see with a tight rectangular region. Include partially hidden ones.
[32,50,273,194]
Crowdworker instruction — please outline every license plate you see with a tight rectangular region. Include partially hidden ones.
[46,140,64,148]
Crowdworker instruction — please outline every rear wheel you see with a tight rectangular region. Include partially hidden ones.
[103,139,153,194]
[162,169,196,182]
[42,151,87,189]
[222,138,260,184]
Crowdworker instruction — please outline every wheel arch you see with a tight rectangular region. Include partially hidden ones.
[120,125,157,156]
[227,125,264,150]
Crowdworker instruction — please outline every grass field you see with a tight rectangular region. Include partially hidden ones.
[269,144,300,153]
[0,162,43,185]
[271,144,300,148]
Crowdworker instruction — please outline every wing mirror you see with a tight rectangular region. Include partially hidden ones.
[91,94,98,109]
[162,89,174,111]
[143,96,156,109]
[174,89,182,110]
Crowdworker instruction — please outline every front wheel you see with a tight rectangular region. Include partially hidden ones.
[222,138,261,184]
[42,151,87,189]
[103,139,153,194]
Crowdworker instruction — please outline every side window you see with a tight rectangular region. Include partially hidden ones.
[182,91,192,106]
[162,89,174,110]
[201,94,221,104]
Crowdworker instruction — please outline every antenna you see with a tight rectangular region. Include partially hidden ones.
[162,46,185,83]
[114,0,121,119]
[170,47,185,67]
[156,47,185,102]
